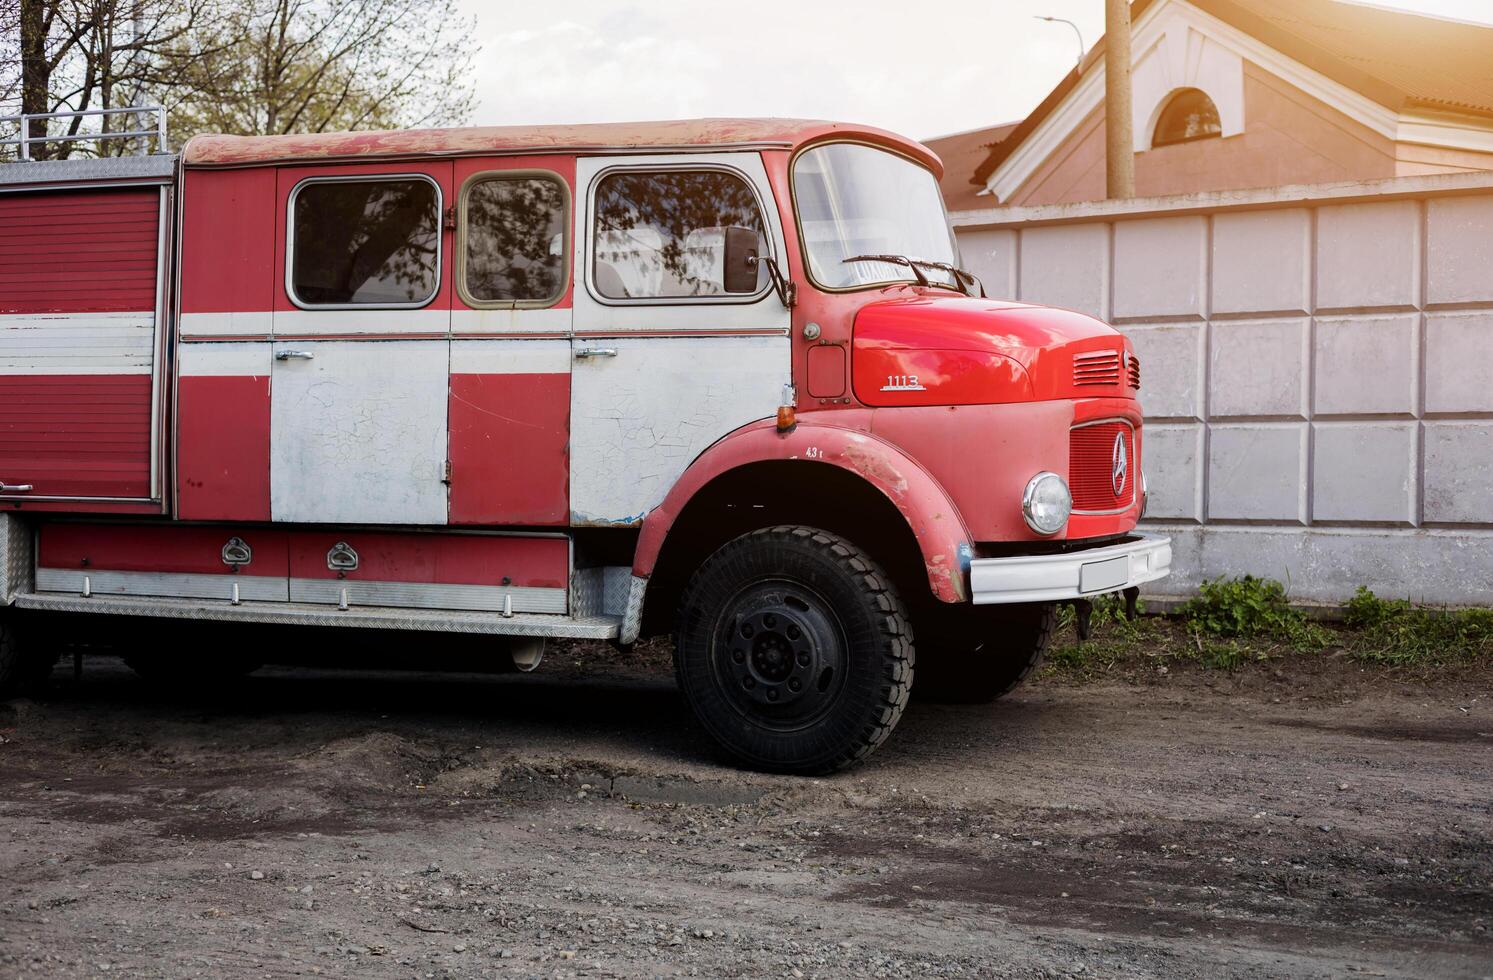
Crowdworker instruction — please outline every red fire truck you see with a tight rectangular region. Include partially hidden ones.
[0,109,1169,772]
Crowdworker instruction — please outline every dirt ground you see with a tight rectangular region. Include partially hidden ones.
[1,633,1490,980]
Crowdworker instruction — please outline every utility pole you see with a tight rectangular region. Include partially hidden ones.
[1105,0,1135,199]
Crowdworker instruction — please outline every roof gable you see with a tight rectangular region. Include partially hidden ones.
[971,0,1493,201]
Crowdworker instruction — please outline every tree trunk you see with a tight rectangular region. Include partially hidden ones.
[19,0,50,158]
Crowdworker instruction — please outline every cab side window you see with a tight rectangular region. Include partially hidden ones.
[460,174,568,307]
[289,176,440,307]
[592,170,768,300]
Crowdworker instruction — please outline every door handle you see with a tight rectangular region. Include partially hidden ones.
[276,350,315,361]
[573,347,618,359]
[0,482,34,493]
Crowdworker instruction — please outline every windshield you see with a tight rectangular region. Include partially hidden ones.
[793,143,960,290]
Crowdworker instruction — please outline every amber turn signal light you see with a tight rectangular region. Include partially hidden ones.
[777,383,797,432]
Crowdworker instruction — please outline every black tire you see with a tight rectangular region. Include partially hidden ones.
[913,602,1056,704]
[674,526,914,774]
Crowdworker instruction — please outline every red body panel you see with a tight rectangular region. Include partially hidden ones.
[0,374,152,498]
[39,523,289,576]
[0,188,158,315]
[448,373,570,526]
[176,375,272,521]
[805,345,846,398]
[180,168,276,320]
[286,531,567,589]
[37,523,565,591]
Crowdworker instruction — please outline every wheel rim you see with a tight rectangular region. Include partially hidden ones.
[709,579,850,732]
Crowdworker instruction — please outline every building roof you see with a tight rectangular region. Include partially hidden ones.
[923,122,1021,211]
[182,117,941,173]
[971,0,1493,188]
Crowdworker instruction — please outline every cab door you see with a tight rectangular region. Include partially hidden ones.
[269,163,453,525]
[569,154,791,525]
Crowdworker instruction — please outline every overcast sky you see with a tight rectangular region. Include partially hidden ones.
[455,0,1493,141]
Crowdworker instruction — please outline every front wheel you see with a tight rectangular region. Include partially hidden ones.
[674,526,914,774]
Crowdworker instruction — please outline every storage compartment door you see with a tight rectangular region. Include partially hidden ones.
[0,186,165,502]
[270,340,449,524]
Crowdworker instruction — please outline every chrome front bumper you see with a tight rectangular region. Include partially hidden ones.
[969,532,1171,605]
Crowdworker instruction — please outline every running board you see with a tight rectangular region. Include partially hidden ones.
[11,592,622,639]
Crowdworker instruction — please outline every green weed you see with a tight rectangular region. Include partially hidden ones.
[1180,575,1331,651]
[1341,587,1493,666]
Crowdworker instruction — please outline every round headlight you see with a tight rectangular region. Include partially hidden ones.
[1022,471,1072,536]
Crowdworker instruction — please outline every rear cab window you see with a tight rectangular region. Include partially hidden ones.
[590,169,769,301]
[287,175,441,308]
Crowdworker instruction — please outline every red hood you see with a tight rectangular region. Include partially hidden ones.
[851,294,1134,406]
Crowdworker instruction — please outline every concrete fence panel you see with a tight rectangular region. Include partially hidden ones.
[952,173,1493,605]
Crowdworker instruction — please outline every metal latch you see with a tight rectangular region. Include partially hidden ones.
[326,541,359,573]
[0,481,33,493]
[221,536,252,568]
[443,205,456,231]
[276,350,314,361]
[574,347,618,359]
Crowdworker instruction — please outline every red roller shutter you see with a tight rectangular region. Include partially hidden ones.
[0,186,161,500]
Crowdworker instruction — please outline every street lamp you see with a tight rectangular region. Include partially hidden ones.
[1034,15,1085,69]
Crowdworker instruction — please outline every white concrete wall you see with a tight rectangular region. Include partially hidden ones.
[952,175,1493,605]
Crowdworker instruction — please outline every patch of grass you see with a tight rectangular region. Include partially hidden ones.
[1042,578,1491,680]
[1340,587,1493,666]
[1180,575,1331,652]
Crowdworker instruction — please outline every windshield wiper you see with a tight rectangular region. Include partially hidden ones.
[909,259,985,298]
[841,254,930,288]
[841,254,982,296]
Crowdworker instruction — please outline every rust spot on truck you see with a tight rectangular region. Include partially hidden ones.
[839,443,908,499]
[181,119,941,172]
[925,553,963,603]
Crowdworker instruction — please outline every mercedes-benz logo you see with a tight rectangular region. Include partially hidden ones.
[1111,432,1128,497]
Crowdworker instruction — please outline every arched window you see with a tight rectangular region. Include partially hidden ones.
[1152,88,1222,147]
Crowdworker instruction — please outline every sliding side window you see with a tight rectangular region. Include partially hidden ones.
[459,173,569,308]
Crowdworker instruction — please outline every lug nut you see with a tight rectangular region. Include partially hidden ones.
[764,614,778,628]
[788,678,801,692]
[741,624,754,638]
[742,676,755,690]
[731,649,745,664]
[787,625,801,640]
[796,651,810,667]
[766,688,779,702]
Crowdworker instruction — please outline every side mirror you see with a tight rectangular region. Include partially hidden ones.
[722,226,760,294]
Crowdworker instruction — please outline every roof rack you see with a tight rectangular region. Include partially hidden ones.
[1,106,167,161]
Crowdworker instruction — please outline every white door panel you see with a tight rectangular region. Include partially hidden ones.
[270,341,449,524]
[569,334,789,524]
[569,153,792,525]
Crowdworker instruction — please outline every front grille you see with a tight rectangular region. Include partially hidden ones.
[1069,421,1135,513]
[1127,352,1141,389]
[1073,350,1121,387]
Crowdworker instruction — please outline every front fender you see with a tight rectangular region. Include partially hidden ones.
[633,416,974,603]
